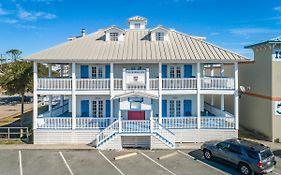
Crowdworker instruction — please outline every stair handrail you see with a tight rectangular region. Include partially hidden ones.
[153,120,175,147]
[96,120,119,147]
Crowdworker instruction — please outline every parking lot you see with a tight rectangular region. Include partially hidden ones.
[1,149,281,175]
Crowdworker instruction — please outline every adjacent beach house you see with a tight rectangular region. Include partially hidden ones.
[26,16,249,149]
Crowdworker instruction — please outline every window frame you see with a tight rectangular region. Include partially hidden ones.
[109,32,119,41]
[92,100,104,118]
[92,66,104,79]
[169,100,182,117]
[134,23,141,29]
[155,32,165,41]
[168,65,182,78]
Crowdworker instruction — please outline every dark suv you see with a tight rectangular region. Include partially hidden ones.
[201,139,276,175]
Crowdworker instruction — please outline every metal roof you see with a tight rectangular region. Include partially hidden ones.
[25,28,250,63]
[245,36,281,48]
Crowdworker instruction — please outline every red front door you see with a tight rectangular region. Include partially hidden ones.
[128,111,145,120]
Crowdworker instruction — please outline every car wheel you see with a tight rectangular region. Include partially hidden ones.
[203,149,212,160]
[239,163,252,175]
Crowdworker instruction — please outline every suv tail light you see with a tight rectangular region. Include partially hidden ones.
[258,161,263,168]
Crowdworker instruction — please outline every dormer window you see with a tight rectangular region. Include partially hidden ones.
[156,32,165,41]
[135,23,140,29]
[110,32,119,41]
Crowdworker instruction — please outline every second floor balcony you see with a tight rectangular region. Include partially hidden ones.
[37,77,234,91]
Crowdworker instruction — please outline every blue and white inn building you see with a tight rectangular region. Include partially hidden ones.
[27,16,249,149]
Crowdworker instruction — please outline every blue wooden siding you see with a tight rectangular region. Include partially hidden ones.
[80,65,89,78]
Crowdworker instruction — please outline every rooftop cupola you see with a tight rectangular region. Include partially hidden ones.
[128,16,147,30]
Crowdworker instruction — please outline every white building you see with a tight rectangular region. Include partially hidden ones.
[26,16,249,149]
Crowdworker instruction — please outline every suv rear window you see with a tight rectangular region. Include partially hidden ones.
[260,149,273,160]
[245,149,259,160]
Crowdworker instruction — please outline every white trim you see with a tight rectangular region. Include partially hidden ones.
[234,62,239,130]
[72,63,76,129]
[33,62,38,130]
[197,63,201,129]
[158,62,162,124]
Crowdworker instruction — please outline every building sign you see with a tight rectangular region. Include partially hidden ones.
[126,70,145,84]
[275,101,281,115]
[272,50,281,61]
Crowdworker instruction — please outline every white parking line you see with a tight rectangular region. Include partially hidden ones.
[59,152,74,175]
[18,150,23,175]
[98,151,125,175]
[177,150,229,175]
[273,171,281,175]
[138,151,176,175]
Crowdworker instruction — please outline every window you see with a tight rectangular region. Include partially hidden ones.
[245,149,259,160]
[92,66,104,79]
[135,23,141,29]
[216,142,230,150]
[92,100,103,118]
[169,66,182,78]
[229,144,242,155]
[110,32,119,41]
[156,32,164,41]
[169,100,181,117]
[260,149,273,160]
[169,101,175,117]
[176,100,181,117]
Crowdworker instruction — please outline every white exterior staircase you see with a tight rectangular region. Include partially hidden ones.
[95,120,175,149]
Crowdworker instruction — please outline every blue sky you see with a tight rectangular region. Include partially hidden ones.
[0,0,281,59]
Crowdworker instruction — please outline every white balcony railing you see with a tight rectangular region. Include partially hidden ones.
[121,120,151,133]
[162,78,197,90]
[76,79,110,90]
[37,117,72,129]
[150,79,159,90]
[114,79,123,90]
[37,77,234,91]
[201,117,235,129]
[76,117,117,129]
[159,117,198,129]
[201,77,234,90]
[37,78,72,90]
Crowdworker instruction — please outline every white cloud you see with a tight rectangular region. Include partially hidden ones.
[274,6,281,12]
[210,32,219,36]
[16,4,56,21]
[0,18,18,24]
[228,27,281,35]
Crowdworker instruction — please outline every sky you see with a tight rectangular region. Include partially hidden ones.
[0,0,281,59]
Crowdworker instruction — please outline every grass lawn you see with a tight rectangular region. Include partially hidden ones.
[0,139,25,144]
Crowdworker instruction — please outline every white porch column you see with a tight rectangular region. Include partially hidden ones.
[118,110,122,133]
[110,63,114,123]
[71,63,76,130]
[234,62,239,129]
[48,63,52,78]
[197,63,201,129]
[33,62,38,130]
[158,62,162,124]
[60,64,64,106]
[150,110,153,133]
[210,64,214,106]
[48,64,52,115]
[220,63,225,112]
[122,68,126,90]
[146,68,150,90]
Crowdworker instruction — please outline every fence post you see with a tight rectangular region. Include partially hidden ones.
[7,128,10,139]
[26,128,29,143]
